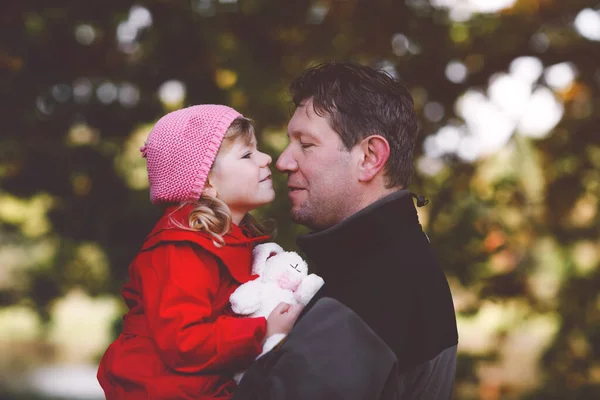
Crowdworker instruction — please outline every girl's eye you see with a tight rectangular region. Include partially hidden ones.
[242,152,252,159]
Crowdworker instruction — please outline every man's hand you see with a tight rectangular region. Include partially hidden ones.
[264,302,303,342]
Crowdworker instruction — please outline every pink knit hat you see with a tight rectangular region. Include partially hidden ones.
[141,105,242,204]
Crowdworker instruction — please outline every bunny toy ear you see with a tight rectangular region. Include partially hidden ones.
[252,242,284,276]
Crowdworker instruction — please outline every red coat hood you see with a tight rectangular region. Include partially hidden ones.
[140,205,270,284]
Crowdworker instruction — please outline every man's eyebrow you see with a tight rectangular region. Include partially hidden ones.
[288,129,317,140]
[286,129,298,138]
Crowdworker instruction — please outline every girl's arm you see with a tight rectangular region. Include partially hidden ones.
[140,242,266,374]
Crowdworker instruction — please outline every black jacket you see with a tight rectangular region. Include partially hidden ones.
[233,190,458,399]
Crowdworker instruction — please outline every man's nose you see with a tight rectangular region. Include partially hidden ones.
[276,146,297,173]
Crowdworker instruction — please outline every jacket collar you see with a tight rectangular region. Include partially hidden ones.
[297,190,424,280]
[142,204,270,283]
[145,204,268,246]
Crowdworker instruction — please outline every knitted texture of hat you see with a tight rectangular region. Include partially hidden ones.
[142,105,242,204]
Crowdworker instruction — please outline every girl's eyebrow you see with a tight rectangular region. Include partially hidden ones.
[241,136,257,147]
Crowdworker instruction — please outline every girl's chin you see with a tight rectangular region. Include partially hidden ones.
[253,194,276,208]
[259,196,276,206]
[264,189,276,202]
[242,190,276,211]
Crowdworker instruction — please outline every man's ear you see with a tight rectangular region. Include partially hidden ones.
[356,135,390,183]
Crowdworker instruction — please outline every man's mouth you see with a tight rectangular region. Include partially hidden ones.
[288,186,304,192]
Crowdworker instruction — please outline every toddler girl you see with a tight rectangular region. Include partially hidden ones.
[97,105,301,399]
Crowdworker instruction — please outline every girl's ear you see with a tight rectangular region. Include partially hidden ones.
[203,178,218,198]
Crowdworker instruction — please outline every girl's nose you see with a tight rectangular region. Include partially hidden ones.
[260,151,272,167]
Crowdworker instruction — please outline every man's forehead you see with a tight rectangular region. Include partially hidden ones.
[298,99,319,118]
[288,104,320,136]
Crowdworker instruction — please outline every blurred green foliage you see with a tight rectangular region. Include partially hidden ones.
[1,0,599,399]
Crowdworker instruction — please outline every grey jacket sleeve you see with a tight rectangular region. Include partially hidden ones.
[232,297,398,400]
[397,345,457,400]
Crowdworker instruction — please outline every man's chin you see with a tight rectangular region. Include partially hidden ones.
[289,209,302,224]
[290,207,307,225]
[290,208,320,231]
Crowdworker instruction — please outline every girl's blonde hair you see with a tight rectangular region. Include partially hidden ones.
[170,117,271,246]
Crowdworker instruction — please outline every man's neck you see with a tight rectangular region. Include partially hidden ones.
[334,184,401,229]
[297,189,420,275]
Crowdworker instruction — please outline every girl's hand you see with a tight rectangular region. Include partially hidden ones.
[264,302,303,341]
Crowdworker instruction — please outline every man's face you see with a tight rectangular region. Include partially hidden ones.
[276,100,359,231]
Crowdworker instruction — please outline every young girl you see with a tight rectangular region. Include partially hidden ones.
[97,105,301,399]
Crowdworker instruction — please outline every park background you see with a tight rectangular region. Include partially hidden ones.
[1,0,599,398]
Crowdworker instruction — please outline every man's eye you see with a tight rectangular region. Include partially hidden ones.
[300,143,313,149]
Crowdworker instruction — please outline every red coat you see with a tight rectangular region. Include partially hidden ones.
[97,205,269,399]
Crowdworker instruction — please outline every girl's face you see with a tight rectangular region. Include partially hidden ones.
[208,133,275,224]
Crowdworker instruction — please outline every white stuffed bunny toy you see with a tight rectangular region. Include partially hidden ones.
[230,242,324,319]
[229,243,324,383]
[229,242,324,383]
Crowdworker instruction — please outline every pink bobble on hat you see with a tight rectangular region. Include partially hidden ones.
[141,104,242,204]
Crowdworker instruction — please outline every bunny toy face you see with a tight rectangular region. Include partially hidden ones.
[262,252,308,291]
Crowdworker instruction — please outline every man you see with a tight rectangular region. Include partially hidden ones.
[234,61,458,399]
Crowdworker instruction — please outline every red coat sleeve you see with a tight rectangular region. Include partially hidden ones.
[140,242,266,374]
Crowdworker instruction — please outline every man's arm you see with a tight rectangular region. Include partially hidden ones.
[233,297,398,400]
[397,344,457,399]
